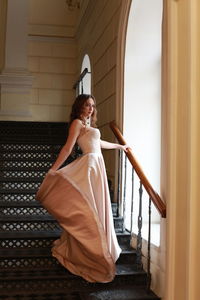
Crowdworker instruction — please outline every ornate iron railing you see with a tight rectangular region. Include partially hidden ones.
[110,121,166,290]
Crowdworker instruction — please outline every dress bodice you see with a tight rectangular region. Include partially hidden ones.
[77,127,101,154]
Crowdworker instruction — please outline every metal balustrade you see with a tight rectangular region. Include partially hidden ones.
[110,121,166,290]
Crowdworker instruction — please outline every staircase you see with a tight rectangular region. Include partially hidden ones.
[0,121,161,300]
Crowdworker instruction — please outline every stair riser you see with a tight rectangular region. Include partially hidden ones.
[117,253,137,265]
[0,218,122,231]
[0,257,63,271]
[0,161,52,170]
[117,234,131,246]
[0,193,36,203]
[114,218,123,231]
[0,206,120,218]
[0,238,56,249]
[0,251,137,271]
[0,207,49,216]
[0,170,46,179]
[0,221,60,232]
[0,294,82,300]
[0,153,57,160]
[0,144,62,152]
[0,182,41,190]
[0,232,128,250]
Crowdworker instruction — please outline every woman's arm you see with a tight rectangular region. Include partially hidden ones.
[100,139,129,152]
[50,119,82,171]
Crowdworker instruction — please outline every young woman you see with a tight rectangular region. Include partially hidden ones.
[36,94,128,283]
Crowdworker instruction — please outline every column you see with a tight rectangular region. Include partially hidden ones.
[0,0,33,119]
[162,0,200,299]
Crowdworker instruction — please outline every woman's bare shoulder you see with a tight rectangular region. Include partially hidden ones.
[71,119,83,125]
[70,119,83,130]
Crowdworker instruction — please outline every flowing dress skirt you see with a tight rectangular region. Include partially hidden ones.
[36,152,121,283]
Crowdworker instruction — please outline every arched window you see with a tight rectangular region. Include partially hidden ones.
[124,0,163,245]
[79,54,91,95]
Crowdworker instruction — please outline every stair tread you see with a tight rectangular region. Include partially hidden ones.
[0,158,54,162]
[0,167,49,171]
[0,229,129,239]
[0,230,61,239]
[0,293,81,300]
[0,178,43,183]
[0,215,123,221]
[0,189,37,195]
[0,264,145,278]
[0,246,136,257]
[0,215,55,221]
[0,201,119,208]
[0,200,42,207]
[81,286,160,300]
[0,148,61,153]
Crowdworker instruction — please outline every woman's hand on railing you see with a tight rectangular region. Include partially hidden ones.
[119,144,131,153]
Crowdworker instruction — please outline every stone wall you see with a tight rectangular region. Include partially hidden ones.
[28,0,78,121]
[76,0,124,184]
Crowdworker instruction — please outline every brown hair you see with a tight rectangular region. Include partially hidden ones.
[69,94,97,127]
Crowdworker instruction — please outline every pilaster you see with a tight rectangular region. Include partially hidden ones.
[163,0,200,299]
[0,0,33,120]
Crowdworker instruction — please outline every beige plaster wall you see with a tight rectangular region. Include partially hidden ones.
[76,0,123,184]
[27,0,78,122]
[0,0,7,71]
[28,37,77,121]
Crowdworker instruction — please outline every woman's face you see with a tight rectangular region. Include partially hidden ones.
[82,98,95,118]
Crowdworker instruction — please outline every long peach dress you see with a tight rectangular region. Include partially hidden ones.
[36,127,121,283]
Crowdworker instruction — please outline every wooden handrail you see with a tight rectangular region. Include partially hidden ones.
[110,120,166,218]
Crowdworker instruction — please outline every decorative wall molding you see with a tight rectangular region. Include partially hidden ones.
[28,35,75,44]
[0,110,32,117]
[0,69,34,94]
[28,24,75,39]
[66,0,81,11]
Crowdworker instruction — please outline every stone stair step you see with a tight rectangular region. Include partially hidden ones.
[0,160,52,170]
[0,170,46,179]
[0,230,130,250]
[0,214,122,222]
[0,180,41,192]
[0,201,42,207]
[0,265,147,294]
[0,192,37,203]
[0,166,50,172]
[0,215,55,221]
[0,202,119,220]
[81,286,161,300]
[0,201,118,208]
[0,265,145,279]
[0,229,61,239]
[0,178,43,182]
[0,144,62,152]
[0,205,48,217]
[111,202,118,216]
[0,158,54,163]
[0,215,123,233]
[0,152,57,160]
[0,188,38,194]
[0,292,81,300]
[0,245,136,266]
